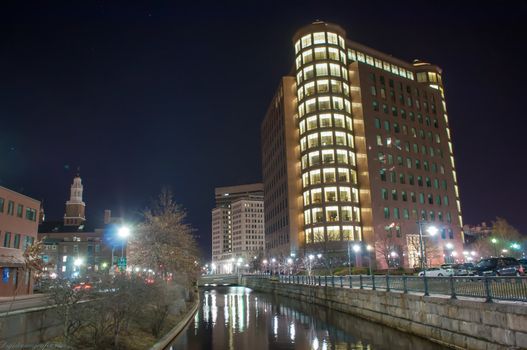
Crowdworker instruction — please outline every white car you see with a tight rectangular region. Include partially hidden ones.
[418,266,454,277]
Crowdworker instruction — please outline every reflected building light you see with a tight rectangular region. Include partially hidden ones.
[194,310,199,333]
[290,322,296,342]
[273,315,279,338]
[237,294,244,332]
[312,337,319,350]
[246,294,250,330]
[224,295,230,327]
[211,293,217,326]
[322,339,328,350]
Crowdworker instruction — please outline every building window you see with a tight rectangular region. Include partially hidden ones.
[383,207,390,219]
[0,197,4,213]
[7,201,14,215]
[3,232,11,248]
[381,188,388,200]
[14,234,20,249]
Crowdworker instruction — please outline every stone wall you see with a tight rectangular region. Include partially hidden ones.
[241,277,527,350]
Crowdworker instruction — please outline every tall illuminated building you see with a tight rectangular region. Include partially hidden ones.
[211,184,265,273]
[261,21,463,268]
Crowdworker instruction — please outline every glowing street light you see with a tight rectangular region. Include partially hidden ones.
[352,244,361,253]
[317,254,322,259]
[74,257,84,267]
[118,226,131,239]
[417,222,438,277]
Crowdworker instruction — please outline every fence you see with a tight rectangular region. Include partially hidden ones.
[271,274,527,303]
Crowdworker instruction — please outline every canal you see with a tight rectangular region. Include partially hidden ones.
[168,286,447,350]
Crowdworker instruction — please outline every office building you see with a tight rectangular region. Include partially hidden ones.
[211,184,264,273]
[261,21,463,268]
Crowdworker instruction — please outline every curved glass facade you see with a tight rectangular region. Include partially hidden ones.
[293,28,362,246]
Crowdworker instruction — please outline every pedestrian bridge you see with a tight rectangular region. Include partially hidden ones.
[197,274,239,287]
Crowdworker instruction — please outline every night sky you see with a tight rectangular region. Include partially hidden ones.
[1,1,526,260]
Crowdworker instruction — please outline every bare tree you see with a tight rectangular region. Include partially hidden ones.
[375,231,400,271]
[473,217,524,257]
[45,278,88,345]
[129,188,200,287]
[406,234,442,268]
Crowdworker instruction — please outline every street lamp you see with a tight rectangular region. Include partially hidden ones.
[491,238,498,257]
[307,254,315,276]
[352,244,361,270]
[417,222,438,276]
[366,245,373,275]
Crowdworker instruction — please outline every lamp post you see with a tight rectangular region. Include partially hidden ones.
[352,244,361,270]
[366,245,373,275]
[417,222,438,276]
[491,238,498,257]
[308,254,314,276]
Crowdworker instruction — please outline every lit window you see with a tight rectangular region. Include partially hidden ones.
[305,82,315,96]
[301,34,312,48]
[329,63,341,77]
[322,150,335,164]
[328,47,339,61]
[314,47,326,59]
[323,168,336,183]
[300,137,307,151]
[307,133,319,148]
[320,131,333,145]
[305,98,316,113]
[295,40,301,54]
[320,114,332,127]
[343,226,354,240]
[310,170,321,185]
[309,151,320,166]
[319,96,331,110]
[302,173,309,187]
[313,227,324,241]
[339,187,351,201]
[313,32,325,44]
[316,63,328,76]
[312,208,323,223]
[336,150,348,164]
[326,206,339,222]
[302,50,313,64]
[335,131,346,146]
[304,209,311,224]
[311,188,322,203]
[304,65,314,80]
[334,114,345,128]
[327,226,340,240]
[327,32,338,44]
[333,97,344,110]
[337,168,349,182]
[317,79,329,93]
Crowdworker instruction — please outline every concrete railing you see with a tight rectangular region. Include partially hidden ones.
[242,275,527,350]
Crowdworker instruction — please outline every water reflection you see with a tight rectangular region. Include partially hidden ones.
[169,286,447,350]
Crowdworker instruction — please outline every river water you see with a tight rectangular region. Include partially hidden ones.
[168,286,447,350]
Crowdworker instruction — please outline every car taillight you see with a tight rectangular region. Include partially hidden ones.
[519,266,524,274]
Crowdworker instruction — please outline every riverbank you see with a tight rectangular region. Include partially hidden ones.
[241,276,527,350]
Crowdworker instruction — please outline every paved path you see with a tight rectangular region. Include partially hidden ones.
[0,293,49,314]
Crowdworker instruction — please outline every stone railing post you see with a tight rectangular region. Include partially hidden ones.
[449,276,457,299]
[423,275,430,296]
[359,274,363,289]
[386,275,390,292]
[484,277,493,303]
[403,275,408,293]
[372,274,376,291]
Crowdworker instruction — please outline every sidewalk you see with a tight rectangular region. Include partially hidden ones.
[0,292,46,304]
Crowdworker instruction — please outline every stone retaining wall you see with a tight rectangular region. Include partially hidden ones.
[241,277,527,350]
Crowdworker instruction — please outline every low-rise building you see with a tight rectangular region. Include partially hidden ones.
[0,186,40,297]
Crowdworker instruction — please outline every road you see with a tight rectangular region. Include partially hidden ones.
[0,293,49,314]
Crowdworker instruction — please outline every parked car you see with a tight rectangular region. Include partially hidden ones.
[417,266,454,277]
[441,264,470,276]
[472,257,524,276]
